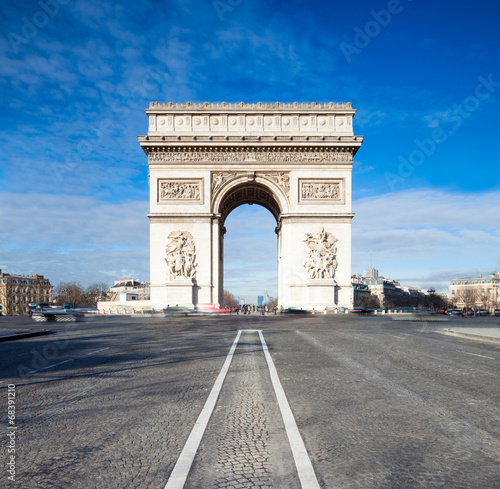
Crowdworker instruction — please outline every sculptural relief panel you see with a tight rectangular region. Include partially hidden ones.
[165,231,197,281]
[299,179,345,204]
[304,228,338,280]
[158,179,204,204]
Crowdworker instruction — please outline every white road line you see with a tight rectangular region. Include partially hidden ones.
[164,331,242,489]
[258,330,321,489]
[86,347,110,356]
[459,351,494,360]
[28,347,112,373]
[33,358,75,373]
[164,330,320,488]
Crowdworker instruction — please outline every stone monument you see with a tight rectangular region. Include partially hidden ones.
[138,102,363,310]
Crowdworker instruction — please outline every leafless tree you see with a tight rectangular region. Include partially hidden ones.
[455,287,479,313]
[54,282,86,306]
[84,283,110,306]
[223,290,238,308]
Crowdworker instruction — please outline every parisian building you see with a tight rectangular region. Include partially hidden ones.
[0,270,53,315]
[449,272,500,309]
[352,268,429,307]
[107,279,150,301]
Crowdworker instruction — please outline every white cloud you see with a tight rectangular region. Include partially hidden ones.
[353,189,500,231]
[352,189,500,291]
[0,193,149,286]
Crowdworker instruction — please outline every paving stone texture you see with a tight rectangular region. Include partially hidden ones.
[0,314,499,488]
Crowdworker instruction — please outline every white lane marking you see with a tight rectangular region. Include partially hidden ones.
[28,358,75,372]
[164,331,242,489]
[459,351,494,360]
[40,358,75,370]
[86,347,110,356]
[28,347,112,373]
[258,330,321,489]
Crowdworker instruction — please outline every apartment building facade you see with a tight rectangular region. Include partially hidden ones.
[0,270,53,315]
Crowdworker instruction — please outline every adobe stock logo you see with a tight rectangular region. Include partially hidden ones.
[340,0,406,64]
[385,74,500,192]
[7,0,70,54]
[213,0,243,21]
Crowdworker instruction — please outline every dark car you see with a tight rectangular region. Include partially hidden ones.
[350,307,373,314]
[283,307,309,314]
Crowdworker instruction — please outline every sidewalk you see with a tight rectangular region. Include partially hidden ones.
[0,329,53,343]
[443,327,500,343]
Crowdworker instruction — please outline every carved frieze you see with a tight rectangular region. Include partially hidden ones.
[304,228,338,280]
[212,171,291,198]
[212,172,238,194]
[261,172,290,195]
[158,179,203,204]
[299,179,344,204]
[165,231,196,281]
[148,149,353,163]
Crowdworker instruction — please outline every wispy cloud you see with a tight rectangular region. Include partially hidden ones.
[0,193,149,285]
[353,189,500,291]
[1,0,499,302]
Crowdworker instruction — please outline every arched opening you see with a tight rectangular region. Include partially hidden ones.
[223,204,278,307]
[216,181,283,308]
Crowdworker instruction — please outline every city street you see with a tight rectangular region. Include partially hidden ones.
[1,314,499,488]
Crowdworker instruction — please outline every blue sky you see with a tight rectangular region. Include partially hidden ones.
[1,0,499,302]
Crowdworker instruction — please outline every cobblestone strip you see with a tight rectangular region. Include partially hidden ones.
[164,331,242,489]
[210,336,274,489]
[259,331,321,489]
[186,329,301,489]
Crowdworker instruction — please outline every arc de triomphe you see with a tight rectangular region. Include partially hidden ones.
[139,102,363,310]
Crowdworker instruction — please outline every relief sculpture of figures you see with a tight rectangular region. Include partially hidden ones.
[160,181,200,200]
[301,182,340,200]
[304,228,338,280]
[165,231,196,280]
[263,172,290,196]
[212,172,237,193]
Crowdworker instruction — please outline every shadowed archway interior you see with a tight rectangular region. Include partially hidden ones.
[218,182,281,226]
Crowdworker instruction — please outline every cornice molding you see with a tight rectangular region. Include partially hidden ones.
[148,101,353,111]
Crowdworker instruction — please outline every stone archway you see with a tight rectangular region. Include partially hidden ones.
[139,102,363,310]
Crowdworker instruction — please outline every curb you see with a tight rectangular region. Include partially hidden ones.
[392,316,449,322]
[0,330,54,343]
[443,329,500,344]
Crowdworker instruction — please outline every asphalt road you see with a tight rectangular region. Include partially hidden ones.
[1,314,499,488]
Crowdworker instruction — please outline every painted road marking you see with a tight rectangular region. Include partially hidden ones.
[40,358,75,371]
[164,330,320,489]
[28,347,113,373]
[164,330,242,489]
[86,347,110,356]
[459,351,494,360]
[258,330,321,489]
